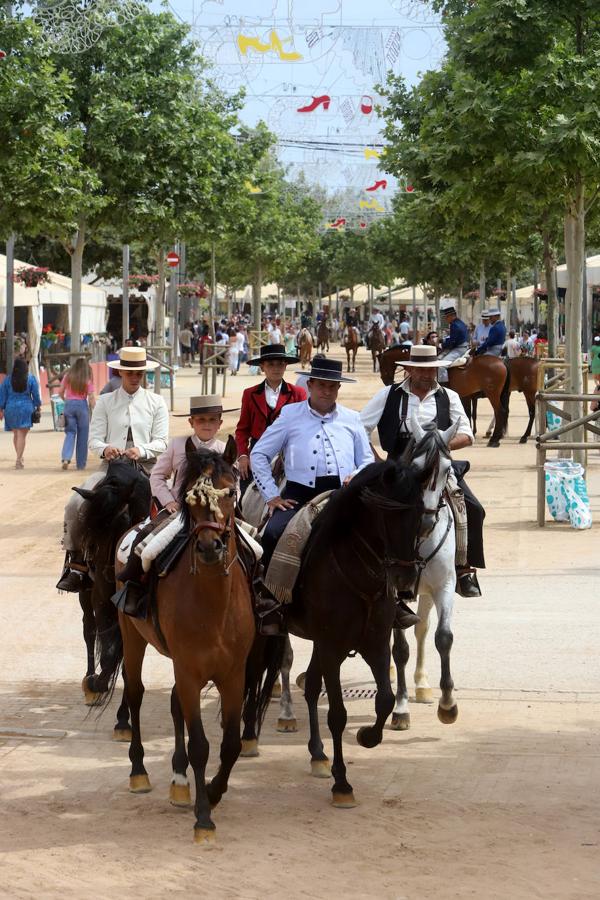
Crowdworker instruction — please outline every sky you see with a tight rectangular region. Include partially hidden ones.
[163,0,446,226]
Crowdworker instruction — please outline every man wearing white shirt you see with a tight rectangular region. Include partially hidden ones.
[472,311,491,347]
[269,324,282,344]
[57,347,168,592]
[360,344,484,597]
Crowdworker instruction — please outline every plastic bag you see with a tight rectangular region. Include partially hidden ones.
[544,460,592,529]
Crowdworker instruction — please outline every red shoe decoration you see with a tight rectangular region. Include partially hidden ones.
[359,222,367,229]
[405,184,415,193]
[366,179,387,192]
[297,94,331,113]
[360,95,373,115]
[327,218,346,229]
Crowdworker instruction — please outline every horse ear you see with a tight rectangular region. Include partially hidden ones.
[439,420,460,447]
[72,486,95,500]
[222,435,237,466]
[184,436,196,456]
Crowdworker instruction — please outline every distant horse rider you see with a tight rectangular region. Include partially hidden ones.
[56,346,168,592]
[360,344,484,598]
[436,298,470,384]
[250,358,420,634]
[474,308,506,357]
[472,310,491,349]
[367,307,385,349]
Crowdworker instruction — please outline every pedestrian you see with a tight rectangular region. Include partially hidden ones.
[58,357,96,471]
[0,358,42,469]
[589,335,600,384]
[423,331,438,346]
[179,323,193,367]
[227,327,239,375]
[503,330,521,359]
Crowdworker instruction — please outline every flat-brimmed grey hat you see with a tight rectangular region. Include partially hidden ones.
[174,394,239,417]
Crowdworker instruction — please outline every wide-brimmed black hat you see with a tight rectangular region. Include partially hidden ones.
[247,343,299,366]
[295,357,356,383]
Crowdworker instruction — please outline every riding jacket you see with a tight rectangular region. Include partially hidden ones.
[475,320,506,355]
[442,317,469,350]
[250,399,374,502]
[88,387,168,460]
[235,379,306,459]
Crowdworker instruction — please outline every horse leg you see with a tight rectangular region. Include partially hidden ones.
[240,636,263,757]
[485,415,495,439]
[414,594,434,703]
[471,396,478,437]
[120,616,151,794]
[356,639,395,748]
[112,676,132,742]
[169,684,191,807]
[205,672,245,810]
[277,636,297,733]
[304,646,329,777]
[353,350,357,373]
[79,588,96,680]
[321,652,355,807]
[487,391,505,447]
[520,398,536,443]
[390,628,410,730]
[433,590,458,724]
[176,672,215,843]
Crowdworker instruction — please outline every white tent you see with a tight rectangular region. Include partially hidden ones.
[1,254,107,378]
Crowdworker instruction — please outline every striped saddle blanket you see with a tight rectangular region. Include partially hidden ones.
[264,491,333,604]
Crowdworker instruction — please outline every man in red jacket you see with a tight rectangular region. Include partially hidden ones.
[236,343,306,493]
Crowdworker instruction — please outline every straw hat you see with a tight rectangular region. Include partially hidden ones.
[395,345,447,368]
[107,346,158,371]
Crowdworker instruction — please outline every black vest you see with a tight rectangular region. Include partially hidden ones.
[377,385,451,460]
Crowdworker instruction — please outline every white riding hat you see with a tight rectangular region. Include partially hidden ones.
[487,307,502,317]
[107,346,159,371]
[440,298,457,313]
[396,345,447,368]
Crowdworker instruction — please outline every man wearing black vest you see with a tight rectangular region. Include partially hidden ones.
[360,344,484,597]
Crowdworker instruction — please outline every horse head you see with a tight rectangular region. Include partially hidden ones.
[180,449,237,565]
[407,416,459,536]
[74,459,151,544]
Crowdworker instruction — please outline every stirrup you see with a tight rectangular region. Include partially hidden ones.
[456,570,481,598]
[111,581,148,619]
[56,567,92,593]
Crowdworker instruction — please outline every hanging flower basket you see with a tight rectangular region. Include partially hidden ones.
[178,282,209,298]
[129,273,159,292]
[14,266,50,288]
[534,288,548,297]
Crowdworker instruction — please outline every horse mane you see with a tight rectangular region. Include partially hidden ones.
[178,449,235,531]
[307,459,422,553]
[80,460,151,544]
[405,424,451,477]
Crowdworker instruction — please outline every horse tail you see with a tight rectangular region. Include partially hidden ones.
[500,362,511,414]
[243,634,286,737]
[87,619,124,711]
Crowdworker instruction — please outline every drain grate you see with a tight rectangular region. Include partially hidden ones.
[319,688,378,700]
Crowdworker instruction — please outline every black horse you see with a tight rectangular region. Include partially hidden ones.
[245,457,434,807]
[75,460,151,737]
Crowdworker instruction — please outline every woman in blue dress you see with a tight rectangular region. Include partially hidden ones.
[0,358,42,469]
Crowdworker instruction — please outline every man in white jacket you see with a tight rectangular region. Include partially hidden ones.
[57,347,168,592]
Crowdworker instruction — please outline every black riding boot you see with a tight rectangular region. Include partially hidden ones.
[393,597,421,629]
[56,553,93,593]
[252,578,285,636]
[111,552,148,618]
[456,568,482,597]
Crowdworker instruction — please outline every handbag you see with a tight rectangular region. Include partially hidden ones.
[31,408,41,425]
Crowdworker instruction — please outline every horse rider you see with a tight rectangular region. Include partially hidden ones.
[56,346,169,592]
[436,298,470,384]
[472,310,491,349]
[473,308,506,357]
[360,344,484,598]
[367,307,385,348]
[250,357,420,634]
[235,344,306,496]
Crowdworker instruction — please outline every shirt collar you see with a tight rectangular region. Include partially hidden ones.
[118,386,142,401]
[308,401,336,420]
[401,378,439,401]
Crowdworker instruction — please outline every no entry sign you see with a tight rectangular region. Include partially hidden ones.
[166,251,180,268]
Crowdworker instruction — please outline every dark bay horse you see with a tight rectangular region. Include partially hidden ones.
[474,356,539,443]
[76,460,151,737]
[369,323,386,372]
[343,326,359,372]
[379,347,509,447]
[316,319,330,352]
[112,448,281,844]
[246,454,453,808]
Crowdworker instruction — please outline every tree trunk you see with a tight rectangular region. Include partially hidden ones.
[154,248,166,348]
[563,176,585,463]
[505,270,511,325]
[252,262,263,355]
[542,232,558,358]
[457,273,464,320]
[70,220,86,354]
[479,260,486,308]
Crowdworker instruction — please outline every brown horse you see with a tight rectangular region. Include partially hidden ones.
[343,325,359,372]
[379,347,509,447]
[112,446,279,844]
[316,318,330,352]
[475,356,539,443]
[298,327,313,368]
[369,324,386,372]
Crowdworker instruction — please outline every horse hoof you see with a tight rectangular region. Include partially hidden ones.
[169,782,192,807]
[295,672,306,691]
[129,774,152,793]
[356,726,380,748]
[240,739,259,758]
[390,713,410,731]
[310,758,331,778]
[519,436,528,444]
[193,827,216,845]
[437,704,458,725]
[415,687,434,704]
[270,681,282,700]
[332,791,357,809]
[277,718,298,733]
[487,440,500,448]
[81,676,102,706]
[112,727,132,742]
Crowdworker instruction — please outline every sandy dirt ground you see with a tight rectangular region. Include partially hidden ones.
[1,346,599,899]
